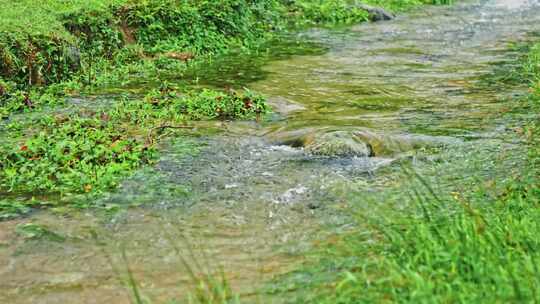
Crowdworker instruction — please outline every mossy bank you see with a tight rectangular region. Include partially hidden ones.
[0,0,449,89]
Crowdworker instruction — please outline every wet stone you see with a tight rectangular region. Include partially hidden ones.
[267,96,306,115]
[303,131,374,157]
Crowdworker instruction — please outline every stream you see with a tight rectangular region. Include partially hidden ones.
[1,0,540,303]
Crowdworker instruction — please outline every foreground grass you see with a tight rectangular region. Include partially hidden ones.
[282,43,539,303]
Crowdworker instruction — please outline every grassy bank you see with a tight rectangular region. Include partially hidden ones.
[0,0,450,118]
[0,0,448,91]
[282,43,539,303]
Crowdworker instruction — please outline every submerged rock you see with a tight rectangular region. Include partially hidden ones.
[357,4,395,21]
[352,131,461,156]
[304,131,373,157]
[267,96,306,115]
[270,128,461,158]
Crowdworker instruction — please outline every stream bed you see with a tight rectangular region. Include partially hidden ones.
[1,0,540,303]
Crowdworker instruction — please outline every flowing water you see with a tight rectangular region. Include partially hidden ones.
[2,0,540,303]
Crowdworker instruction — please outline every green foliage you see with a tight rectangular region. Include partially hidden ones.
[363,0,453,11]
[292,181,539,303]
[178,88,269,120]
[521,43,540,86]
[0,0,282,87]
[0,32,80,86]
[0,78,72,118]
[116,85,269,124]
[0,114,154,194]
[0,0,123,39]
[364,0,428,11]
[284,0,453,25]
[120,0,271,54]
[287,0,369,24]
[0,87,268,202]
[0,0,450,91]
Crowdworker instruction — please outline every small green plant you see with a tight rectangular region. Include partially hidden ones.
[0,113,156,194]
[288,0,369,24]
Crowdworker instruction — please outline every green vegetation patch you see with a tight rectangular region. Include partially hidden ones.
[366,0,453,11]
[0,78,76,119]
[0,0,280,86]
[287,0,369,25]
[0,86,269,217]
[1,113,155,193]
[0,199,32,220]
[0,0,121,39]
[0,0,450,91]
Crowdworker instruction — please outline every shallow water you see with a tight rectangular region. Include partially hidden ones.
[2,0,540,302]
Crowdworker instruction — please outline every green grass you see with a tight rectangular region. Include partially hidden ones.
[284,42,540,303]
[0,0,446,38]
[366,0,453,12]
[0,0,278,86]
[0,0,124,39]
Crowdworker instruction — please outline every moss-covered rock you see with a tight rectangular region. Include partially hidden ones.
[304,131,373,157]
